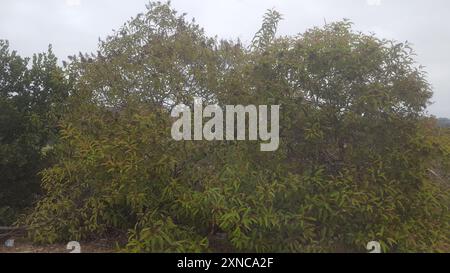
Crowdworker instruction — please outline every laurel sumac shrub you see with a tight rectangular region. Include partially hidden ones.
[25,2,449,252]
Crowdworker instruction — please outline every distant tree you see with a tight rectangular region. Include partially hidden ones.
[437,117,450,128]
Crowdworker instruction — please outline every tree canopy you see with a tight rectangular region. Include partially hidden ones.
[0,41,69,225]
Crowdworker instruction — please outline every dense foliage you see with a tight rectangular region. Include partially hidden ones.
[6,2,448,252]
[0,41,68,225]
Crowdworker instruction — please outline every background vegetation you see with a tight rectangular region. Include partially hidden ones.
[0,40,69,225]
[1,2,448,252]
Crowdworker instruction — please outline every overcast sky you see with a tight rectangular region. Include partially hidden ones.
[0,0,448,117]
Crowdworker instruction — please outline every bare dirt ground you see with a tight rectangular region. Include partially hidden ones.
[0,237,116,253]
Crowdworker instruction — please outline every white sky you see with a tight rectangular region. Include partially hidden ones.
[0,0,448,117]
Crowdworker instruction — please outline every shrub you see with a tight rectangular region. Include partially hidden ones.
[25,2,449,252]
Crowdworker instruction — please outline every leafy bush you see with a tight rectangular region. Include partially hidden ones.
[24,2,449,252]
